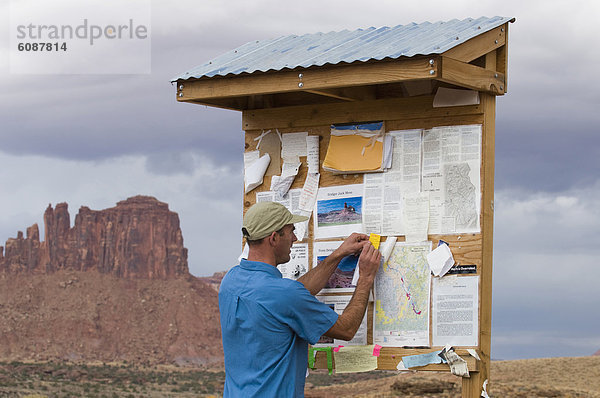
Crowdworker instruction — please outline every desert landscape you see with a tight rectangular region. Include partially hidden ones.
[1,197,599,397]
[1,356,600,397]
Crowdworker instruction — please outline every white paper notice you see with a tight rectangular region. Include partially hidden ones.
[432,275,479,347]
[314,184,364,239]
[270,159,301,198]
[306,135,320,173]
[422,125,481,234]
[316,294,367,346]
[362,130,422,236]
[298,172,320,212]
[281,132,308,160]
[277,243,309,280]
[403,191,430,242]
[244,150,260,168]
[244,153,270,194]
[427,243,455,277]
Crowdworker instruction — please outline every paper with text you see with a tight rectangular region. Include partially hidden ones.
[432,275,479,347]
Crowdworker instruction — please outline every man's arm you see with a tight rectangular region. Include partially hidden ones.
[323,243,381,341]
[297,232,369,295]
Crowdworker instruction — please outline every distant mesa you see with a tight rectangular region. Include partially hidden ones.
[594,349,600,356]
[0,195,189,279]
[318,204,361,226]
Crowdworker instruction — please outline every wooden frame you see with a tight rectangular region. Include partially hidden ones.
[177,21,511,398]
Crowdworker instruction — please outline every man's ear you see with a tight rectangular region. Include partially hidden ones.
[268,231,279,246]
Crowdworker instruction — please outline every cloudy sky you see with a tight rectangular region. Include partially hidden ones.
[1,0,599,360]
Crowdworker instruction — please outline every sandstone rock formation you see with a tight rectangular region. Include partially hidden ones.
[0,196,188,279]
[0,196,224,366]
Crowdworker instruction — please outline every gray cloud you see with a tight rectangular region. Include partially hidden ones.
[491,184,600,358]
[2,0,600,361]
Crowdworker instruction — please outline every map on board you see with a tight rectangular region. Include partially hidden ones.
[374,241,431,346]
[444,162,478,231]
[422,124,482,234]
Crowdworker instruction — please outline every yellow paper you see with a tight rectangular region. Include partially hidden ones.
[323,135,383,172]
[334,345,378,373]
[369,233,381,249]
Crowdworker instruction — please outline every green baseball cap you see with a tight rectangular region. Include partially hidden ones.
[242,202,309,240]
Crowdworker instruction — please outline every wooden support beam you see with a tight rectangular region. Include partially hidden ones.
[177,58,437,103]
[313,348,480,372]
[496,23,509,92]
[443,24,508,63]
[304,89,356,102]
[242,95,483,130]
[439,56,505,95]
[460,93,495,398]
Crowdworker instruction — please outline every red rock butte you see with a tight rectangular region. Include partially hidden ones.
[0,196,189,279]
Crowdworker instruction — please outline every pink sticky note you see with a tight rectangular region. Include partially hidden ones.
[373,344,382,357]
[333,345,344,352]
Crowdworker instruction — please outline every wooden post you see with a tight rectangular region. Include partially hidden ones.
[461,92,495,397]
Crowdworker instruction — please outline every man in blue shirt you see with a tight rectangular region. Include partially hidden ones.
[219,201,381,397]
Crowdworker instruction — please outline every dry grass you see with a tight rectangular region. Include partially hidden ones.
[2,356,599,397]
[305,356,600,397]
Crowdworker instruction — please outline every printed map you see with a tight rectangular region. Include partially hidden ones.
[444,162,478,230]
[374,241,431,346]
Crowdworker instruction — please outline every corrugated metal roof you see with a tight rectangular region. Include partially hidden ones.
[172,16,513,82]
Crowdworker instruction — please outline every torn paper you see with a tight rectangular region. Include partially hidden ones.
[401,350,445,368]
[244,150,260,169]
[396,360,409,371]
[481,379,490,398]
[244,153,270,194]
[427,242,455,277]
[306,135,320,173]
[440,345,469,377]
[281,132,308,159]
[467,349,481,361]
[270,158,301,198]
[298,172,320,212]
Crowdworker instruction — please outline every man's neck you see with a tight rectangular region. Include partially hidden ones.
[247,246,277,267]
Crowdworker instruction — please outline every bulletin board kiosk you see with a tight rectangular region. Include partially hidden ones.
[173,16,514,398]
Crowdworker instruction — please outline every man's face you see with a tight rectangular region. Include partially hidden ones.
[274,224,297,265]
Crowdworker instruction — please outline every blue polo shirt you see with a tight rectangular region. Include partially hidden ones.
[219,259,338,397]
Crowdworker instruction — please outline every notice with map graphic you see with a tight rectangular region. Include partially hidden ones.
[374,241,432,347]
[422,125,481,234]
[314,184,364,239]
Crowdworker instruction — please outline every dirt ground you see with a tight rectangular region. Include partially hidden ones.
[1,356,599,397]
